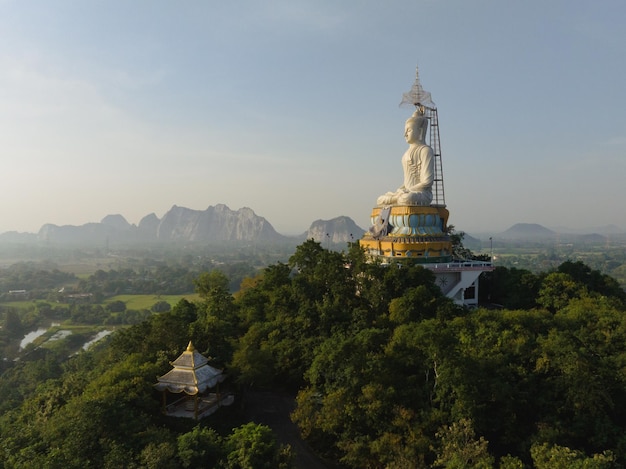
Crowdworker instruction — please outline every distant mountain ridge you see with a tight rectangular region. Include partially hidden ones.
[551,224,624,235]
[474,222,626,246]
[35,204,289,245]
[1,204,364,247]
[2,207,623,247]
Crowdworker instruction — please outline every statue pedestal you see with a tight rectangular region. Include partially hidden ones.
[359,205,452,263]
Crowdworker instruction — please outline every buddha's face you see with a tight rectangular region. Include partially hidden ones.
[404,121,420,144]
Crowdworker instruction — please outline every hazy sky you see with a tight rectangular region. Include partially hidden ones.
[1,0,625,235]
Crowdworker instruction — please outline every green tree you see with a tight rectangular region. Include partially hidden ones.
[294,328,394,467]
[190,271,237,366]
[3,308,23,334]
[388,284,442,323]
[230,322,275,387]
[537,272,585,312]
[177,425,223,468]
[105,300,127,313]
[530,442,614,469]
[480,266,540,309]
[558,260,626,302]
[194,270,231,297]
[534,296,626,457]
[288,239,326,274]
[140,441,178,469]
[225,423,292,469]
[151,300,171,312]
[448,227,475,261]
[434,418,494,469]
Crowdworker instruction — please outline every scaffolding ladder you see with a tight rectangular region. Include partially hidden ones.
[426,107,445,207]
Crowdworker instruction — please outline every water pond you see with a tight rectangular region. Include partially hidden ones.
[82,330,112,350]
[19,328,47,349]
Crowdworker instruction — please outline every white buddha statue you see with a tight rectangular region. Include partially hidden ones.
[376,110,434,206]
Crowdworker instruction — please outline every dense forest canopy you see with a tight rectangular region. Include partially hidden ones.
[1,240,626,468]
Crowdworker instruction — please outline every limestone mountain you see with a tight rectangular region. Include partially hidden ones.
[1,205,367,247]
[38,221,127,245]
[137,213,160,241]
[153,204,284,242]
[101,214,132,231]
[37,204,288,245]
[304,216,365,245]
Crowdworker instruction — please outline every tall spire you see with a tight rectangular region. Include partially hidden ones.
[400,66,435,110]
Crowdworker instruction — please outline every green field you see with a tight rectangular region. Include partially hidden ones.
[104,293,201,310]
[2,294,201,312]
[1,301,35,310]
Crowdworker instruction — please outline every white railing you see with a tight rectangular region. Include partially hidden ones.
[426,261,494,271]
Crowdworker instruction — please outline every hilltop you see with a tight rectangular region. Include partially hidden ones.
[500,223,556,240]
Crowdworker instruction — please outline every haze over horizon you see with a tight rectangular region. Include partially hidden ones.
[2,204,623,239]
[2,1,625,236]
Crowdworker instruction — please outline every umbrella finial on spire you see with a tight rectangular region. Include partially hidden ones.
[400,65,435,110]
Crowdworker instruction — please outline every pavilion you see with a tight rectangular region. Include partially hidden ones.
[154,341,232,420]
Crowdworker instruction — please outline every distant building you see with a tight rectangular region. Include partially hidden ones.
[8,289,28,299]
[64,293,93,303]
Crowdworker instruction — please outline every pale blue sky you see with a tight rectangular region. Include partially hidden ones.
[1,0,625,235]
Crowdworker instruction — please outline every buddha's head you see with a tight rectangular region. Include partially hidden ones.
[405,111,428,144]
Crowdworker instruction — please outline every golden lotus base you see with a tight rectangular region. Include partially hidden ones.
[359,205,452,263]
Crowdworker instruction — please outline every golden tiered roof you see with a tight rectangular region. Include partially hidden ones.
[154,341,224,395]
